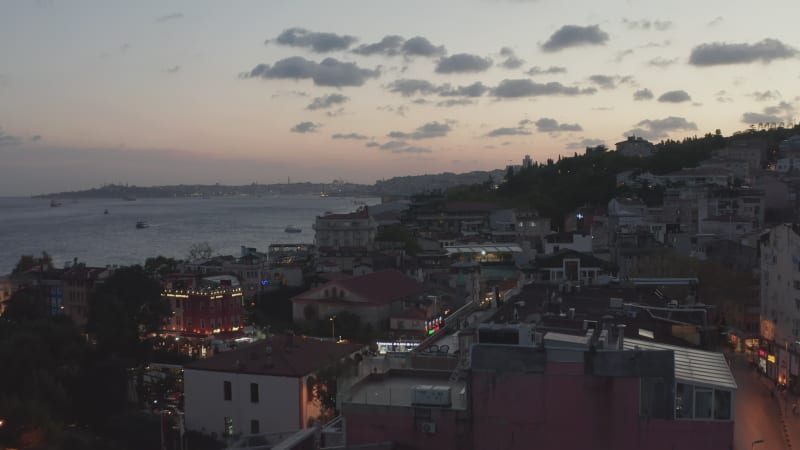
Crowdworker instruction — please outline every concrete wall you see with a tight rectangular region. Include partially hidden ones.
[184,369,301,438]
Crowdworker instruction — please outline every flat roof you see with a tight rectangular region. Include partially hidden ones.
[624,338,737,390]
[445,244,523,255]
[346,374,468,410]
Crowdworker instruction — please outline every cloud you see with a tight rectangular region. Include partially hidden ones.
[352,35,405,56]
[567,138,605,149]
[402,36,447,58]
[492,79,596,98]
[435,53,493,73]
[534,118,582,133]
[31,135,42,142]
[715,90,733,103]
[373,140,431,153]
[625,116,698,140]
[306,93,349,110]
[164,65,180,74]
[290,121,320,133]
[708,16,724,27]
[386,79,438,96]
[437,99,475,107]
[0,129,22,146]
[622,19,672,31]
[648,57,678,68]
[156,13,183,23]
[438,82,489,97]
[486,127,532,137]
[332,132,368,140]
[588,74,633,89]
[377,105,408,116]
[614,49,635,62]
[749,90,780,102]
[541,25,609,52]
[325,108,346,117]
[689,39,797,66]
[499,47,525,69]
[243,57,379,87]
[525,66,567,76]
[365,142,380,148]
[633,88,654,101]
[272,28,357,53]
[742,112,782,124]
[763,101,794,116]
[388,121,451,140]
[658,90,692,103]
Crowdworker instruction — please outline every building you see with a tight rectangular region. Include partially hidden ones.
[183,335,365,440]
[339,327,736,450]
[615,135,655,157]
[658,168,731,187]
[61,264,112,327]
[542,231,593,254]
[162,276,245,336]
[534,249,614,284]
[291,269,429,328]
[313,207,377,251]
[759,224,800,387]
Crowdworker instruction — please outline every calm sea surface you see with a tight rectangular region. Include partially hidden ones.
[0,195,378,274]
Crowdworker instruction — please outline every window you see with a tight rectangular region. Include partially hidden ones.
[224,417,234,437]
[714,390,731,420]
[694,388,713,419]
[224,381,232,401]
[250,420,260,434]
[250,383,259,403]
[676,383,693,419]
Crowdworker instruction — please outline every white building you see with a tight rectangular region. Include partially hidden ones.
[615,136,655,157]
[775,157,800,173]
[759,224,800,383]
[313,207,377,250]
[542,232,593,255]
[183,335,365,440]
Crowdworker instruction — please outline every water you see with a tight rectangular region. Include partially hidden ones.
[0,195,378,274]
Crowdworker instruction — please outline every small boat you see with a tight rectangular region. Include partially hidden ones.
[104,209,109,215]
[319,192,329,198]
[136,221,149,229]
[284,225,302,233]
[50,199,62,207]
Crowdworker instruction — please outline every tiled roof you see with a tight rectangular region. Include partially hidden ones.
[293,269,427,306]
[184,334,365,378]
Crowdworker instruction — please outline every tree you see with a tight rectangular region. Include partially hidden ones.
[12,252,53,274]
[1,287,50,322]
[87,266,170,362]
[143,256,178,277]
[187,242,213,260]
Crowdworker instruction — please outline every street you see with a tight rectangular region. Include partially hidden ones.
[731,353,788,450]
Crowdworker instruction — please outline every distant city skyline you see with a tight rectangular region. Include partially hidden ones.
[1,0,799,195]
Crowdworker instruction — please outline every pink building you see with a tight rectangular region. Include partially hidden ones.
[340,331,736,450]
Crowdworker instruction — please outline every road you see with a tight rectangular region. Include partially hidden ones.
[731,353,787,450]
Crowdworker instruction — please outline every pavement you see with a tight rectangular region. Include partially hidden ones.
[728,349,799,450]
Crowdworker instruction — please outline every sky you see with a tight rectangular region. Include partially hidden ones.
[1,0,799,196]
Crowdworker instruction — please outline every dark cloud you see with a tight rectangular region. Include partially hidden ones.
[438,82,489,97]
[750,90,780,102]
[658,90,692,103]
[541,25,609,52]
[708,16,724,27]
[614,49,635,62]
[270,90,309,98]
[648,57,678,68]
[625,116,697,140]
[290,121,320,133]
[622,19,672,31]
[386,79,438,96]
[352,35,405,56]
[437,99,475,107]
[165,65,180,74]
[379,140,408,150]
[492,79,596,98]
[156,13,183,23]
[325,108,346,117]
[377,105,408,116]
[365,142,380,148]
[306,93,349,110]
[332,132,368,140]
[742,112,782,124]
[388,121,451,140]
[400,146,433,153]
[763,101,794,116]
[567,138,605,149]
[633,88,654,101]
[486,127,531,137]
[499,47,525,69]
[374,140,431,153]
[689,39,797,66]
[272,28,357,53]
[244,57,379,87]
[412,98,430,105]
[435,53,493,74]
[401,36,447,58]
[535,118,582,133]
[588,74,633,89]
[0,129,22,146]
[525,66,567,76]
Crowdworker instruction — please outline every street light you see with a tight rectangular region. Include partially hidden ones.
[330,316,336,340]
[751,439,765,449]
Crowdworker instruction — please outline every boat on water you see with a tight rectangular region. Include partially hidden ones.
[319,192,329,197]
[284,225,302,233]
[136,221,149,229]
[104,209,109,215]
[50,199,62,207]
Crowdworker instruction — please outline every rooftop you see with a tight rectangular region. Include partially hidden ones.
[293,269,428,306]
[345,371,468,410]
[624,338,737,390]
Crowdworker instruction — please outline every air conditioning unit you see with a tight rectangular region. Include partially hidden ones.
[420,422,437,434]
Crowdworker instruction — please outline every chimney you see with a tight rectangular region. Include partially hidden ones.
[616,324,626,350]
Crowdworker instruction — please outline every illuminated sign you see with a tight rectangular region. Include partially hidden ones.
[768,354,776,363]
[759,349,766,358]
[261,280,269,286]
